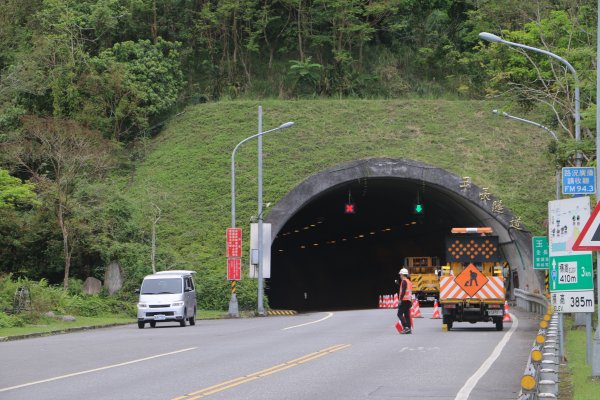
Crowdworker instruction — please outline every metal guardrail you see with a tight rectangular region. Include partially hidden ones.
[514,288,548,315]
[515,291,560,400]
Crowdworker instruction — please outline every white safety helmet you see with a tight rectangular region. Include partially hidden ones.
[399,268,409,276]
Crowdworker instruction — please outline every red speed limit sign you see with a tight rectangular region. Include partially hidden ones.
[226,228,242,258]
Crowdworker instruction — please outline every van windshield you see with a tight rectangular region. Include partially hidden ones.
[141,278,182,294]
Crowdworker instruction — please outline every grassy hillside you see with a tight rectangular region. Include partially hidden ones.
[126,99,556,307]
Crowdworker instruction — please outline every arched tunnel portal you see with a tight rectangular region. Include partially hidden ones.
[265,158,538,311]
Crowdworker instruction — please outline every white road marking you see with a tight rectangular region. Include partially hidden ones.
[0,347,197,393]
[399,346,441,352]
[454,313,519,400]
[282,312,333,330]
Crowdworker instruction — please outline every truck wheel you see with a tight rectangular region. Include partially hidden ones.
[443,315,453,330]
[138,321,145,329]
[180,309,187,327]
[495,319,503,331]
[149,321,156,328]
[189,308,196,326]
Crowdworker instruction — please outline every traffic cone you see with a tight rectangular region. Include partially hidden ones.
[411,298,423,318]
[503,301,512,322]
[395,319,403,334]
[393,293,399,308]
[431,300,441,319]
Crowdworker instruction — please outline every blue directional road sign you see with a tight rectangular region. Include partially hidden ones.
[562,167,595,195]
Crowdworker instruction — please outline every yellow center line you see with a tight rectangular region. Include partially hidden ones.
[173,344,351,400]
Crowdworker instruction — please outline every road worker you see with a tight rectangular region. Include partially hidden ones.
[397,268,412,334]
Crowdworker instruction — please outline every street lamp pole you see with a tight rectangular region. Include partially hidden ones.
[230,113,294,317]
[491,109,560,200]
[479,32,581,167]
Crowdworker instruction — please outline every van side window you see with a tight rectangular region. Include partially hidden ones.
[185,277,194,291]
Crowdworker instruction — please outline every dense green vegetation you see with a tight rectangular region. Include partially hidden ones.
[0,0,598,311]
[563,312,600,399]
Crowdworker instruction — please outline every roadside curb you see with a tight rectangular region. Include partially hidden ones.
[0,322,132,342]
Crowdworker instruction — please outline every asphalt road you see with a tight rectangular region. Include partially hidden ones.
[0,307,540,400]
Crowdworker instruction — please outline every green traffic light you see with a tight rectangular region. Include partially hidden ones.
[415,203,423,214]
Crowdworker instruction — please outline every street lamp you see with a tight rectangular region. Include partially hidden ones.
[479,32,581,166]
[491,109,560,200]
[230,112,294,317]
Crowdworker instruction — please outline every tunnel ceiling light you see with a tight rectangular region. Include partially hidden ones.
[370,232,375,235]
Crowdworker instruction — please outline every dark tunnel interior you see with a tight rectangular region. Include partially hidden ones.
[267,177,479,311]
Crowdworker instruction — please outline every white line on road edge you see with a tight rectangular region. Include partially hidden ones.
[282,312,333,330]
[0,347,197,393]
[454,314,519,400]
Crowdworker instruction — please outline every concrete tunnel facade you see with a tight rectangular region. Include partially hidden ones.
[264,158,541,311]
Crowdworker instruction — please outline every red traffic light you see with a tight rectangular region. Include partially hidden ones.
[345,203,355,214]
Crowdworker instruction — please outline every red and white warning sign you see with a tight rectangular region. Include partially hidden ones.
[572,201,600,251]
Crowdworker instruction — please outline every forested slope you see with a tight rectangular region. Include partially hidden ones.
[0,1,596,307]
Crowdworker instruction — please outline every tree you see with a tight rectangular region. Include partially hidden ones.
[81,38,183,141]
[4,115,116,288]
[476,7,597,165]
[0,168,37,209]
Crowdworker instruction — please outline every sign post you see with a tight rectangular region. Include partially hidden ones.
[549,197,594,361]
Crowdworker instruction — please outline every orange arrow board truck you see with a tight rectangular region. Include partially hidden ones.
[440,227,507,331]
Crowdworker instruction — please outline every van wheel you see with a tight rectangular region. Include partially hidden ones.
[180,310,187,327]
[138,321,145,329]
[189,308,196,326]
[149,321,156,328]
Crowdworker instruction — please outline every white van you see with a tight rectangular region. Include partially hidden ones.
[136,270,197,329]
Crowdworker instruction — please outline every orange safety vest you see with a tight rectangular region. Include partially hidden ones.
[400,279,413,301]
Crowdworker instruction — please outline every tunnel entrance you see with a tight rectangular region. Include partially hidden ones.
[265,158,534,311]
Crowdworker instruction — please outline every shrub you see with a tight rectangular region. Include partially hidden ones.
[0,312,25,328]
